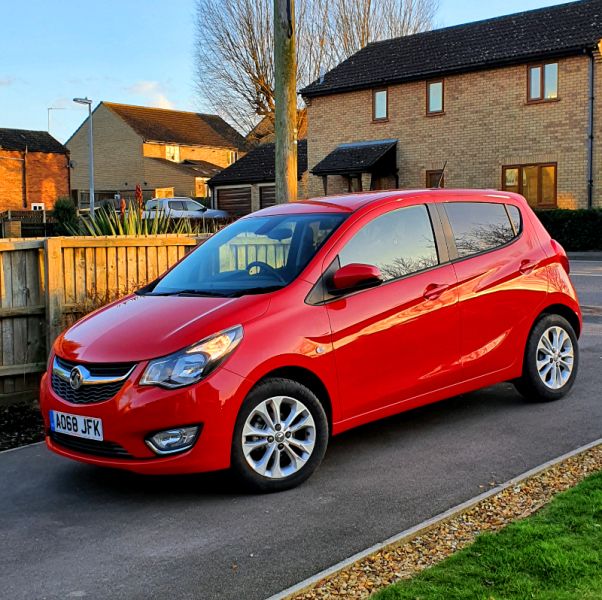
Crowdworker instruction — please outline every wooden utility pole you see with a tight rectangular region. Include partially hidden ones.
[274,0,297,203]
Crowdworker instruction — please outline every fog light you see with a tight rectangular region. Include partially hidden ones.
[146,425,201,455]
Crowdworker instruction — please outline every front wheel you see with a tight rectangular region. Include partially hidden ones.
[514,314,579,402]
[231,378,329,492]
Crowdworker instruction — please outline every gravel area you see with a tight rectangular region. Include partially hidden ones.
[0,402,45,451]
[290,443,602,600]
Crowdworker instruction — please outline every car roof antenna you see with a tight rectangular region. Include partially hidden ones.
[436,161,447,188]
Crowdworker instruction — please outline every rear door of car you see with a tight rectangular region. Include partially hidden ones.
[323,201,461,421]
[439,197,548,380]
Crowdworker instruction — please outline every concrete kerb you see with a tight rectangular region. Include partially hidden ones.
[266,437,602,600]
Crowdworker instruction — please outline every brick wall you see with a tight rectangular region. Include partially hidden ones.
[68,103,144,195]
[0,149,69,210]
[306,55,600,209]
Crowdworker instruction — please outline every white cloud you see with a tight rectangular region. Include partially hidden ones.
[126,81,174,109]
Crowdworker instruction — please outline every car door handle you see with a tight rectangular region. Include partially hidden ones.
[423,283,450,300]
[519,259,535,274]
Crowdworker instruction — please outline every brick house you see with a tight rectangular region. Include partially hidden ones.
[67,102,249,207]
[208,140,308,215]
[0,129,69,210]
[301,0,602,210]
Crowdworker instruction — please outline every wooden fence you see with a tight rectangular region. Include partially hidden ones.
[0,234,208,404]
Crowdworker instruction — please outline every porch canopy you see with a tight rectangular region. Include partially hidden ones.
[311,139,397,177]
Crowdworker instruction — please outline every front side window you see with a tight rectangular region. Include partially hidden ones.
[445,202,516,258]
[502,164,557,208]
[186,200,204,211]
[528,63,558,101]
[373,88,388,121]
[146,213,346,297]
[339,204,438,281]
[427,80,444,114]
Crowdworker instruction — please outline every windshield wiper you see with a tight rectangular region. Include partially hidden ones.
[145,289,230,297]
[228,285,284,297]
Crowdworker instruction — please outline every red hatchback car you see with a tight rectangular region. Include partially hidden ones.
[41,190,581,491]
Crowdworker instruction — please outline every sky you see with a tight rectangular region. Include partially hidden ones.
[0,0,571,143]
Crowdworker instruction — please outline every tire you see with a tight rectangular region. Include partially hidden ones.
[231,378,329,492]
[514,314,579,402]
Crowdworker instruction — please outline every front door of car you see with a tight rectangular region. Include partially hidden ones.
[185,200,206,219]
[324,203,460,421]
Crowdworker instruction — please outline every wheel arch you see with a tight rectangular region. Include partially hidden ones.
[252,366,334,434]
[538,303,581,338]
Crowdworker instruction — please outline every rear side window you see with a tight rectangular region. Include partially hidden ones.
[339,204,438,281]
[445,202,516,258]
[168,200,186,210]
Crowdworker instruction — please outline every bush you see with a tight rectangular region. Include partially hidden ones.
[535,209,602,251]
[51,197,79,236]
[72,205,201,236]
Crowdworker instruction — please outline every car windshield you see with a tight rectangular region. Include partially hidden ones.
[142,212,346,297]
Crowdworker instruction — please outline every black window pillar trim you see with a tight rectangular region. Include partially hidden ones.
[434,203,459,261]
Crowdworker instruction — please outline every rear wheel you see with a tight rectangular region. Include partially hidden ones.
[514,314,579,402]
[231,378,328,492]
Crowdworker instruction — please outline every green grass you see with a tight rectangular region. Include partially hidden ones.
[374,471,602,600]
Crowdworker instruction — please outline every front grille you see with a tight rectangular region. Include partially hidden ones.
[49,431,133,459]
[51,356,136,404]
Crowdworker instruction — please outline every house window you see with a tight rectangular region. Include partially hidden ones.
[165,145,180,162]
[528,63,558,102]
[502,164,557,208]
[372,88,388,121]
[427,80,444,114]
[228,151,238,165]
[195,177,208,198]
[426,170,444,188]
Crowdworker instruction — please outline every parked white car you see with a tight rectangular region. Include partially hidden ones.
[143,197,228,220]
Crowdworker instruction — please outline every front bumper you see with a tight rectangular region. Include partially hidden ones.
[40,363,250,475]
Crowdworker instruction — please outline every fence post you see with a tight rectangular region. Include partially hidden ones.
[44,237,64,349]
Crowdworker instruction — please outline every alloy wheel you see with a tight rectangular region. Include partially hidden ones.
[241,396,316,479]
[536,325,574,390]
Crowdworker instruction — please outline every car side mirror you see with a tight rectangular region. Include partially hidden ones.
[331,263,382,293]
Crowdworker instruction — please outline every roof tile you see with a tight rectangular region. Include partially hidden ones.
[302,0,602,97]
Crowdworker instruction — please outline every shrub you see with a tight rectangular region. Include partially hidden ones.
[535,209,602,251]
[73,205,198,236]
[52,197,79,236]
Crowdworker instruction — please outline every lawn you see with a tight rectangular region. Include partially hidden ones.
[374,471,602,600]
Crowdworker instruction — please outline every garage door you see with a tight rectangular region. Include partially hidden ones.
[259,185,276,208]
[216,187,252,217]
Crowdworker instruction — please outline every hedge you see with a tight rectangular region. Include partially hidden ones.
[534,209,602,251]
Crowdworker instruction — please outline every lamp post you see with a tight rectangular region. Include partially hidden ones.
[73,97,95,217]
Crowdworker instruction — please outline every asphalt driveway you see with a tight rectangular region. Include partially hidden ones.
[1,266,601,600]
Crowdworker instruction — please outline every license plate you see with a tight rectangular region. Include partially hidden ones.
[49,410,103,441]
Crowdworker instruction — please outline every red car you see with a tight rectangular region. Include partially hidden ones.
[40,190,581,492]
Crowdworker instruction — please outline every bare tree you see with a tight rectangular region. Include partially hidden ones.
[194,0,438,132]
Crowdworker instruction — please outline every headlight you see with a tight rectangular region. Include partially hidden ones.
[140,325,243,388]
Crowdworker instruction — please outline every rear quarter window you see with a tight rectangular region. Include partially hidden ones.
[506,204,522,234]
[445,202,516,258]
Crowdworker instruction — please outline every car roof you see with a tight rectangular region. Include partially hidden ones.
[250,189,522,217]
[149,197,194,202]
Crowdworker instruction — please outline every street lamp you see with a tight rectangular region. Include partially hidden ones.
[73,97,95,218]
